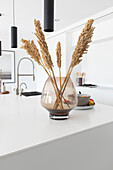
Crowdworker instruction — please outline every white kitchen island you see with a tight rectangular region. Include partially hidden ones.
[0,94,113,170]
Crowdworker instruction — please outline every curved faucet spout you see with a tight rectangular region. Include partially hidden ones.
[20,82,27,89]
[16,57,35,95]
[17,57,35,75]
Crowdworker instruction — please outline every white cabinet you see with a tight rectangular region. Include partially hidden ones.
[102,90,113,106]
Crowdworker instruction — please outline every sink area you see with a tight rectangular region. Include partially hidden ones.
[22,91,42,97]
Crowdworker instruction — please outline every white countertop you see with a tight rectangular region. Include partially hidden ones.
[0,94,113,159]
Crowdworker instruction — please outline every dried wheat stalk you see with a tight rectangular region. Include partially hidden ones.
[21,39,41,65]
[34,19,53,70]
[56,41,63,108]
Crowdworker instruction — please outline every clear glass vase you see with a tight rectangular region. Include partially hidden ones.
[41,77,77,120]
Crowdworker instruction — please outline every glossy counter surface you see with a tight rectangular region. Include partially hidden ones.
[0,94,113,158]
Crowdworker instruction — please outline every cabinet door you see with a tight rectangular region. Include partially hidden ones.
[102,90,113,106]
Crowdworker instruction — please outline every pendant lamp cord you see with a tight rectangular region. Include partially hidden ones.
[13,0,15,25]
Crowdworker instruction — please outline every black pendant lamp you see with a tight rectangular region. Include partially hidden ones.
[44,0,54,32]
[11,0,17,48]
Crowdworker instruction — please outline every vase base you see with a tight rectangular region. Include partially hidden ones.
[49,113,69,120]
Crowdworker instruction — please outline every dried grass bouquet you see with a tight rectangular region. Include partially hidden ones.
[21,19,95,109]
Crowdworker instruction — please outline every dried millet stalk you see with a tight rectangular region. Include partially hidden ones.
[71,19,95,68]
[34,19,54,70]
[56,41,61,68]
[21,39,41,65]
[56,41,62,108]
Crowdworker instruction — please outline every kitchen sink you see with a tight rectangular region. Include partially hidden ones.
[22,91,42,97]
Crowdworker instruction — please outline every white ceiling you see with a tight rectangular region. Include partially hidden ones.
[0,0,113,33]
[56,0,113,30]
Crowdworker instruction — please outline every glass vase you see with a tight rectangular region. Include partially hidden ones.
[41,77,77,120]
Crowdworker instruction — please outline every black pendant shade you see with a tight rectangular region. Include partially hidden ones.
[11,26,17,48]
[11,0,18,48]
[44,0,54,32]
[0,41,1,56]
